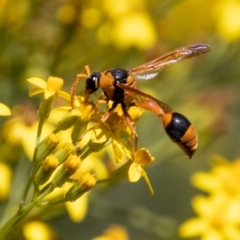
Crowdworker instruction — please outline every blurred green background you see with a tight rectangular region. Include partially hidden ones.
[1,0,240,239]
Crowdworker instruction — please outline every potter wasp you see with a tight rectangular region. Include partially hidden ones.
[71,44,211,158]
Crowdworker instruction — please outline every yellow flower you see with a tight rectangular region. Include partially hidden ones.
[56,3,77,25]
[98,0,157,49]
[112,13,157,50]
[128,148,155,195]
[42,151,109,222]
[80,8,102,28]
[65,192,89,222]
[179,195,240,240]
[97,148,154,195]
[51,155,81,187]
[103,104,143,163]
[27,76,67,100]
[2,107,54,159]
[0,103,11,116]
[64,154,108,221]
[92,225,129,240]
[65,172,96,202]
[216,0,240,41]
[0,163,12,200]
[27,76,69,125]
[102,0,145,18]
[23,221,57,240]
[192,158,240,197]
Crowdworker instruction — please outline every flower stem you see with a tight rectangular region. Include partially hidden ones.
[22,119,44,202]
[0,201,35,239]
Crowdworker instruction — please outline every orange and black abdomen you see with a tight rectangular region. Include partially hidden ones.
[162,112,198,158]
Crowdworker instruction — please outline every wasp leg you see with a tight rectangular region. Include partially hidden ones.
[121,104,138,152]
[70,65,91,109]
[77,102,115,142]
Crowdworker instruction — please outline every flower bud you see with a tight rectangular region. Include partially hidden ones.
[54,112,77,133]
[35,154,59,185]
[36,134,59,162]
[65,173,96,202]
[71,118,88,144]
[51,155,81,187]
[52,143,75,164]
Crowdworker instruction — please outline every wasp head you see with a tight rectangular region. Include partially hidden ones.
[85,72,101,94]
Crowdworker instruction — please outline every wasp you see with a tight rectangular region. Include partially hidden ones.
[71,44,211,158]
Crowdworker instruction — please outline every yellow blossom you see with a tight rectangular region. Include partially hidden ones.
[35,154,59,185]
[27,76,67,100]
[51,154,81,187]
[27,76,69,126]
[80,8,101,28]
[42,151,108,221]
[0,103,11,116]
[98,0,157,49]
[23,221,56,240]
[112,13,157,49]
[65,172,96,202]
[0,163,12,200]
[128,148,155,195]
[65,192,89,222]
[92,225,129,240]
[216,0,240,41]
[102,0,145,19]
[56,4,77,25]
[2,116,54,159]
[179,195,240,239]
[192,158,240,197]
[103,104,143,163]
[97,148,154,195]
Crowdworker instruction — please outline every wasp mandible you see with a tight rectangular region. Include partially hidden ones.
[71,44,211,158]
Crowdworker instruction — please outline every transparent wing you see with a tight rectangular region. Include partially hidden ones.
[116,83,172,113]
[129,44,211,80]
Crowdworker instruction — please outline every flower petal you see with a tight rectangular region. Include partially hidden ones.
[191,172,222,193]
[23,221,55,240]
[0,103,11,116]
[191,195,214,217]
[44,89,55,99]
[0,163,12,200]
[179,218,208,237]
[135,148,155,166]
[27,77,47,89]
[128,163,141,182]
[29,87,44,97]
[59,91,71,101]
[65,193,88,222]
[46,76,63,92]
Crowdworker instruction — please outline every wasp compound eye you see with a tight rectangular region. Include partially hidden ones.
[162,112,198,158]
[85,72,101,94]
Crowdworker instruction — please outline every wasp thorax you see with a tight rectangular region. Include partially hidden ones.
[106,68,129,84]
[85,72,101,94]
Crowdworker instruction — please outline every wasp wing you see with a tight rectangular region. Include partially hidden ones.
[116,83,172,113]
[129,44,211,80]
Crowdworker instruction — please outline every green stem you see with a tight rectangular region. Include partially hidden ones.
[22,119,44,202]
[0,201,35,239]
[0,182,55,239]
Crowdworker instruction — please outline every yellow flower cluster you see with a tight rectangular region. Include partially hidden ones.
[69,0,157,49]
[0,73,156,238]
[179,156,240,240]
